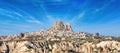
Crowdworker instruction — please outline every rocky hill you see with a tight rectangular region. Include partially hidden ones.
[0,21,120,53]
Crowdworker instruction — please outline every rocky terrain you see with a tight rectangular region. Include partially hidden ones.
[0,21,120,53]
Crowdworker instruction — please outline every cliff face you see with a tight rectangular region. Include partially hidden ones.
[0,21,120,53]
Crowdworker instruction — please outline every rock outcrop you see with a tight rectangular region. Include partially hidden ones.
[65,22,73,32]
[49,21,73,32]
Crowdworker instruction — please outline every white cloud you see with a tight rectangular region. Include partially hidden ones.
[78,11,85,19]
[13,12,23,17]
[70,11,86,23]
[0,8,42,25]
[26,19,41,24]
[94,0,115,12]
[27,16,42,24]
[12,8,43,24]
[0,8,22,20]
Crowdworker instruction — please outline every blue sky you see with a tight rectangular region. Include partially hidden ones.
[0,0,120,36]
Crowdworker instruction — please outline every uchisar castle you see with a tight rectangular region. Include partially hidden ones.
[0,21,120,53]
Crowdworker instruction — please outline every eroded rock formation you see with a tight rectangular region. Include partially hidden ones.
[0,21,120,53]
